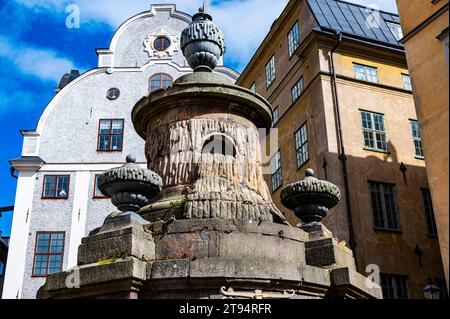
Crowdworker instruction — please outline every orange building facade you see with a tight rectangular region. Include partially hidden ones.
[237,0,447,298]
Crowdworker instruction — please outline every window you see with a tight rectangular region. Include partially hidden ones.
[295,123,309,168]
[369,182,400,231]
[32,232,65,277]
[97,119,124,151]
[291,77,304,102]
[421,189,438,236]
[410,120,424,158]
[354,63,378,83]
[0,261,4,277]
[402,74,412,91]
[387,22,403,41]
[271,151,283,192]
[288,21,300,57]
[381,274,409,299]
[272,108,279,127]
[442,32,449,64]
[93,174,108,199]
[361,111,388,152]
[265,55,276,88]
[249,82,256,93]
[435,278,449,299]
[42,175,69,199]
[149,73,173,93]
[154,36,170,51]
[106,88,120,100]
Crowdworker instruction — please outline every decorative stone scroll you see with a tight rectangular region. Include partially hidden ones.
[143,28,180,58]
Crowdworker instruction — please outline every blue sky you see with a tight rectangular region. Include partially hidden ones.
[0,0,398,236]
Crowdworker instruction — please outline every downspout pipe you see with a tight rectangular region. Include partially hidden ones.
[330,32,356,253]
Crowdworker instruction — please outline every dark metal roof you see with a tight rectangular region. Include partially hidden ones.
[0,206,14,218]
[55,70,80,93]
[307,0,403,48]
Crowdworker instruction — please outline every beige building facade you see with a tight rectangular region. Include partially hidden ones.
[238,0,447,298]
[396,0,449,291]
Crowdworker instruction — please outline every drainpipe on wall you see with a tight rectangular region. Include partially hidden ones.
[330,32,356,254]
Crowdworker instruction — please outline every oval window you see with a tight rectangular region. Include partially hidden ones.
[154,36,171,51]
[107,88,120,100]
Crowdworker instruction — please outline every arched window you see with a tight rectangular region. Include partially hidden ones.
[202,135,237,157]
[154,36,170,51]
[149,73,173,93]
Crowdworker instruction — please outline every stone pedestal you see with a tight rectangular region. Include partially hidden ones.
[38,219,381,299]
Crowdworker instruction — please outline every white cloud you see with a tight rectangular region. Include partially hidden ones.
[12,0,288,70]
[0,36,80,83]
[12,0,397,70]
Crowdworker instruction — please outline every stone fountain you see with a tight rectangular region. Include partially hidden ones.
[37,7,381,300]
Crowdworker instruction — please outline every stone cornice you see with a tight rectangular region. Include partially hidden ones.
[9,156,45,173]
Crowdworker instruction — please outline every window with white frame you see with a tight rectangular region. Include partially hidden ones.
[272,108,279,127]
[288,21,300,57]
[361,111,388,152]
[421,188,437,236]
[291,77,304,102]
[402,74,412,91]
[387,22,403,41]
[271,151,283,192]
[381,274,409,299]
[295,123,309,168]
[410,120,424,158]
[354,63,378,83]
[369,182,400,231]
[265,55,276,88]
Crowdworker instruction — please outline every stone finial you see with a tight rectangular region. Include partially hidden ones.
[180,6,225,72]
[280,169,341,226]
[97,156,163,224]
[126,154,136,163]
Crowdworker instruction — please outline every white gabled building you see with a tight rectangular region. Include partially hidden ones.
[3,4,238,299]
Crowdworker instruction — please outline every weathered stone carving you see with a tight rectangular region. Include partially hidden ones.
[180,9,225,72]
[143,28,180,58]
[97,155,163,224]
[281,169,341,225]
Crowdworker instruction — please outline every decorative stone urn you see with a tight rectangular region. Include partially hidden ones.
[97,155,163,225]
[180,9,224,72]
[281,169,341,226]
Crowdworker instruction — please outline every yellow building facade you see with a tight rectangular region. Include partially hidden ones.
[238,0,447,298]
[396,0,449,291]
